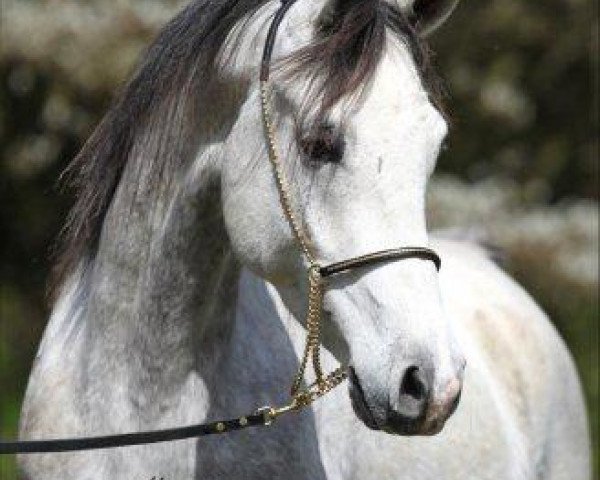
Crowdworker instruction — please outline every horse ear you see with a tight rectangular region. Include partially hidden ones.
[406,0,461,36]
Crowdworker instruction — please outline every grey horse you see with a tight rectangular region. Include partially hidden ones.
[19,0,590,478]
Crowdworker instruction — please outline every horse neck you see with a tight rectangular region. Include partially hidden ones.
[76,145,240,412]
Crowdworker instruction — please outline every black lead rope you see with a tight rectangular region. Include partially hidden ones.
[0,411,271,454]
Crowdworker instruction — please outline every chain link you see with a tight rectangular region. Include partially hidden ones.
[260,80,347,411]
[260,81,315,264]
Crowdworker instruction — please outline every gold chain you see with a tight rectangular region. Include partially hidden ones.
[260,81,315,264]
[259,80,347,411]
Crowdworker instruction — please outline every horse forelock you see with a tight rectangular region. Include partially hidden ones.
[50,0,443,299]
[280,0,445,136]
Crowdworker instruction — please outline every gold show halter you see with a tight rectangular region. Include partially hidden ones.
[257,0,441,422]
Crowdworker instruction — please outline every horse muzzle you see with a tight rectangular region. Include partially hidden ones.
[348,361,463,436]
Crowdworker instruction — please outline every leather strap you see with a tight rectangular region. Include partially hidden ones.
[320,247,441,278]
[260,0,299,81]
[0,410,271,454]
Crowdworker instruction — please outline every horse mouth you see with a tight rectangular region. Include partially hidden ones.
[348,367,461,436]
[348,367,380,431]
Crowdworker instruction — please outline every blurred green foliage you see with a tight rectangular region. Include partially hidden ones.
[432,0,598,202]
[508,247,599,477]
[0,0,598,478]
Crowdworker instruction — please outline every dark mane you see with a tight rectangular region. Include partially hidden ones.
[51,0,267,295]
[51,0,443,295]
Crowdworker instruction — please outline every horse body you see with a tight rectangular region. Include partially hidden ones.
[19,237,588,480]
[18,0,590,478]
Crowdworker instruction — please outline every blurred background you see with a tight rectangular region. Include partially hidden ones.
[0,0,597,477]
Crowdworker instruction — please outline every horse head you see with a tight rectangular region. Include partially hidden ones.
[222,0,465,435]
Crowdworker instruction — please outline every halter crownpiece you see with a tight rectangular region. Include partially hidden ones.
[260,0,441,414]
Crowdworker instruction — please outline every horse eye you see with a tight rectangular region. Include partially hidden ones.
[300,125,345,165]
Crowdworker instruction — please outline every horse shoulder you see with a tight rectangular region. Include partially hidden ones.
[432,237,590,478]
[18,272,91,478]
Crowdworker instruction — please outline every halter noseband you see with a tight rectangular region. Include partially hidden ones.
[259,0,441,413]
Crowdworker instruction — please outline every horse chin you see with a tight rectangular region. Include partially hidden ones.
[348,367,381,431]
[348,368,457,436]
[382,418,446,436]
[382,401,457,436]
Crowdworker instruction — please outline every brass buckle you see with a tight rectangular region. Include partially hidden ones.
[256,398,301,426]
[256,406,277,426]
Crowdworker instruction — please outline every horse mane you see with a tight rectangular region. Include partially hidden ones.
[51,0,443,297]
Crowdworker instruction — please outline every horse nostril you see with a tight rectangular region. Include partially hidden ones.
[400,366,429,401]
[395,365,431,421]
